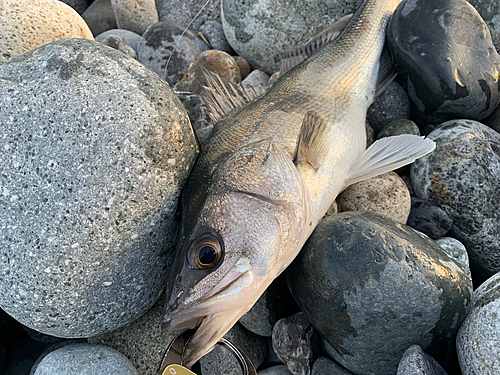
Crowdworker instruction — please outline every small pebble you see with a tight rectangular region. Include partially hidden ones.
[311,357,352,375]
[156,0,222,32]
[367,81,411,133]
[233,56,251,80]
[199,21,235,55]
[100,35,137,58]
[377,119,420,139]
[242,69,271,88]
[435,237,472,281]
[95,29,144,52]
[110,0,159,35]
[406,197,453,239]
[324,200,338,217]
[396,345,447,375]
[81,0,117,37]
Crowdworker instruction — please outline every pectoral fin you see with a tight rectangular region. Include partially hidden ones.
[295,111,329,169]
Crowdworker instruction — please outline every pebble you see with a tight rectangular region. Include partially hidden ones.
[261,337,284,369]
[435,237,471,279]
[396,345,447,375]
[387,0,500,123]
[137,22,209,85]
[175,50,241,94]
[286,211,472,375]
[222,0,359,72]
[110,0,159,35]
[467,0,500,35]
[0,39,197,338]
[176,92,214,146]
[337,171,411,224]
[242,69,271,88]
[81,0,117,37]
[32,343,138,375]
[406,197,453,239]
[100,35,137,58]
[376,119,420,139]
[0,0,93,64]
[233,56,251,80]
[258,365,293,375]
[59,0,88,14]
[456,271,500,374]
[311,357,352,375]
[95,29,144,53]
[411,119,500,282]
[199,21,236,55]
[155,0,222,32]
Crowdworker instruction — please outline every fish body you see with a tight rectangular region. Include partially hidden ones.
[163,0,432,366]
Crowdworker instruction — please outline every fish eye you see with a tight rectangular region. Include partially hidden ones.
[190,235,223,270]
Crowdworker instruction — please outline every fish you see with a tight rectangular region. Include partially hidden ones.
[163,0,435,366]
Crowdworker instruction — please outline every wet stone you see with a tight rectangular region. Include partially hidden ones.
[100,35,137,59]
[176,92,214,146]
[396,345,447,375]
[95,29,144,53]
[377,119,420,139]
[199,21,235,55]
[110,0,158,36]
[286,211,473,375]
[242,69,270,88]
[435,237,471,279]
[258,365,292,375]
[311,357,352,375]
[155,0,222,32]
[81,0,117,37]
[406,197,453,239]
[387,0,500,123]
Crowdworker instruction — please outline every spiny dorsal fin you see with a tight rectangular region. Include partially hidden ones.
[201,68,267,123]
[343,135,436,189]
[375,46,397,97]
[296,111,329,169]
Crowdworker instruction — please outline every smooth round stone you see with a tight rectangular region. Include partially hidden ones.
[387,0,500,123]
[110,0,158,35]
[176,50,241,94]
[176,92,214,146]
[366,81,411,134]
[436,237,471,279]
[467,0,500,35]
[397,345,447,375]
[155,0,222,32]
[377,119,420,139]
[0,39,197,338]
[0,0,93,64]
[233,56,251,80]
[242,69,270,88]
[456,271,500,374]
[33,343,138,375]
[95,29,144,52]
[222,0,359,72]
[286,211,473,375]
[260,337,283,369]
[337,171,411,224]
[82,0,117,37]
[258,365,292,375]
[406,197,453,239]
[311,358,352,375]
[199,21,235,55]
[60,0,88,14]
[137,22,209,85]
[100,35,137,58]
[29,339,90,374]
[411,119,500,281]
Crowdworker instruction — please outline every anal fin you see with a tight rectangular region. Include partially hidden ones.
[295,111,329,169]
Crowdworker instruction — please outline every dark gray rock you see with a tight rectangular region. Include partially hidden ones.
[101,35,137,58]
[406,197,453,239]
[311,357,352,375]
[81,0,117,37]
[483,98,500,133]
[493,33,500,52]
[23,326,64,345]
[222,0,358,72]
[467,0,500,36]
[397,345,447,375]
[176,91,213,146]
[286,211,472,375]
[95,29,144,52]
[411,119,500,282]
[260,337,284,369]
[155,0,222,32]
[137,22,209,85]
[32,343,138,375]
[387,0,500,123]
[367,81,411,133]
[435,237,471,279]
[457,271,500,374]
[60,0,88,13]
[377,119,420,139]
[199,21,235,54]
[399,174,415,196]
[258,365,292,375]
[0,39,197,338]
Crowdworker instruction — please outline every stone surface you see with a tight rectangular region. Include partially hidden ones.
[467,0,500,36]
[337,171,411,224]
[406,197,453,239]
[155,0,222,32]
[110,0,158,35]
[436,237,471,279]
[176,91,214,146]
[233,56,251,80]
[493,33,500,52]
[397,345,447,375]
[387,0,500,123]
[411,119,500,281]
[377,119,420,139]
[484,97,500,133]
[60,0,88,14]
[222,0,359,72]
[95,29,144,52]
[32,343,138,374]
[23,326,64,345]
[137,22,209,85]
[199,21,235,55]
[101,35,137,58]
[311,357,352,375]
[261,337,284,369]
[0,39,197,338]
[0,0,93,64]
[29,339,90,374]
[286,211,472,375]
[399,174,415,196]
[242,69,270,88]
[82,0,117,37]
[258,365,292,375]
[457,271,500,374]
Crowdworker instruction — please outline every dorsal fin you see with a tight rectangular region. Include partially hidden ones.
[375,46,397,97]
[295,111,329,169]
[201,69,267,123]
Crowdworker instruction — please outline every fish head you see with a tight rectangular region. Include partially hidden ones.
[163,138,309,366]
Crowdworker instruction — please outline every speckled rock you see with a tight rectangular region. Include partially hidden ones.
[467,0,500,36]
[436,237,471,279]
[221,0,359,72]
[29,339,90,375]
[199,21,235,55]
[101,35,137,58]
[0,39,197,338]
[411,119,500,281]
[176,49,241,94]
[242,69,270,88]
[258,365,292,375]
[366,81,411,133]
[377,119,420,139]
[311,358,352,375]
[387,0,500,123]
[82,0,117,37]
[0,0,93,64]
[233,56,251,80]
[137,22,209,85]
[406,197,453,239]
[60,0,88,14]
[337,171,411,224]
[155,0,222,32]
[397,345,447,375]
[457,271,500,374]
[176,92,213,146]
[286,211,472,375]
[95,29,144,52]
[32,343,138,375]
[110,0,158,35]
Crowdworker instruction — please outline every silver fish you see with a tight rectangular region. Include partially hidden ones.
[163,0,435,366]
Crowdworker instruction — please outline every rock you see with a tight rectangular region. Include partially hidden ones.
[101,35,137,58]
[110,0,158,35]
[233,56,251,80]
[23,326,64,345]
[0,0,93,64]
[399,174,415,196]
[397,345,448,375]
[411,119,500,281]
[137,22,209,85]
[260,337,284,369]
[324,200,338,217]
[456,271,500,374]
[435,237,471,279]
[60,0,88,14]
[0,39,197,338]
[222,0,359,72]
[387,0,500,123]
[377,119,420,139]
[286,211,473,375]
[272,312,320,375]
[311,357,352,375]
[82,0,117,37]
[337,171,411,224]
[467,0,500,36]
[176,92,214,146]
[155,0,222,32]
[406,197,453,239]
[95,29,144,52]
[175,50,241,94]
[199,21,235,55]
[493,33,500,52]
[365,121,375,147]
[32,343,138,375]
[483,98,500,133]
[366,81,411,134]
[258,365,293,375]
[242,69,270,88]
